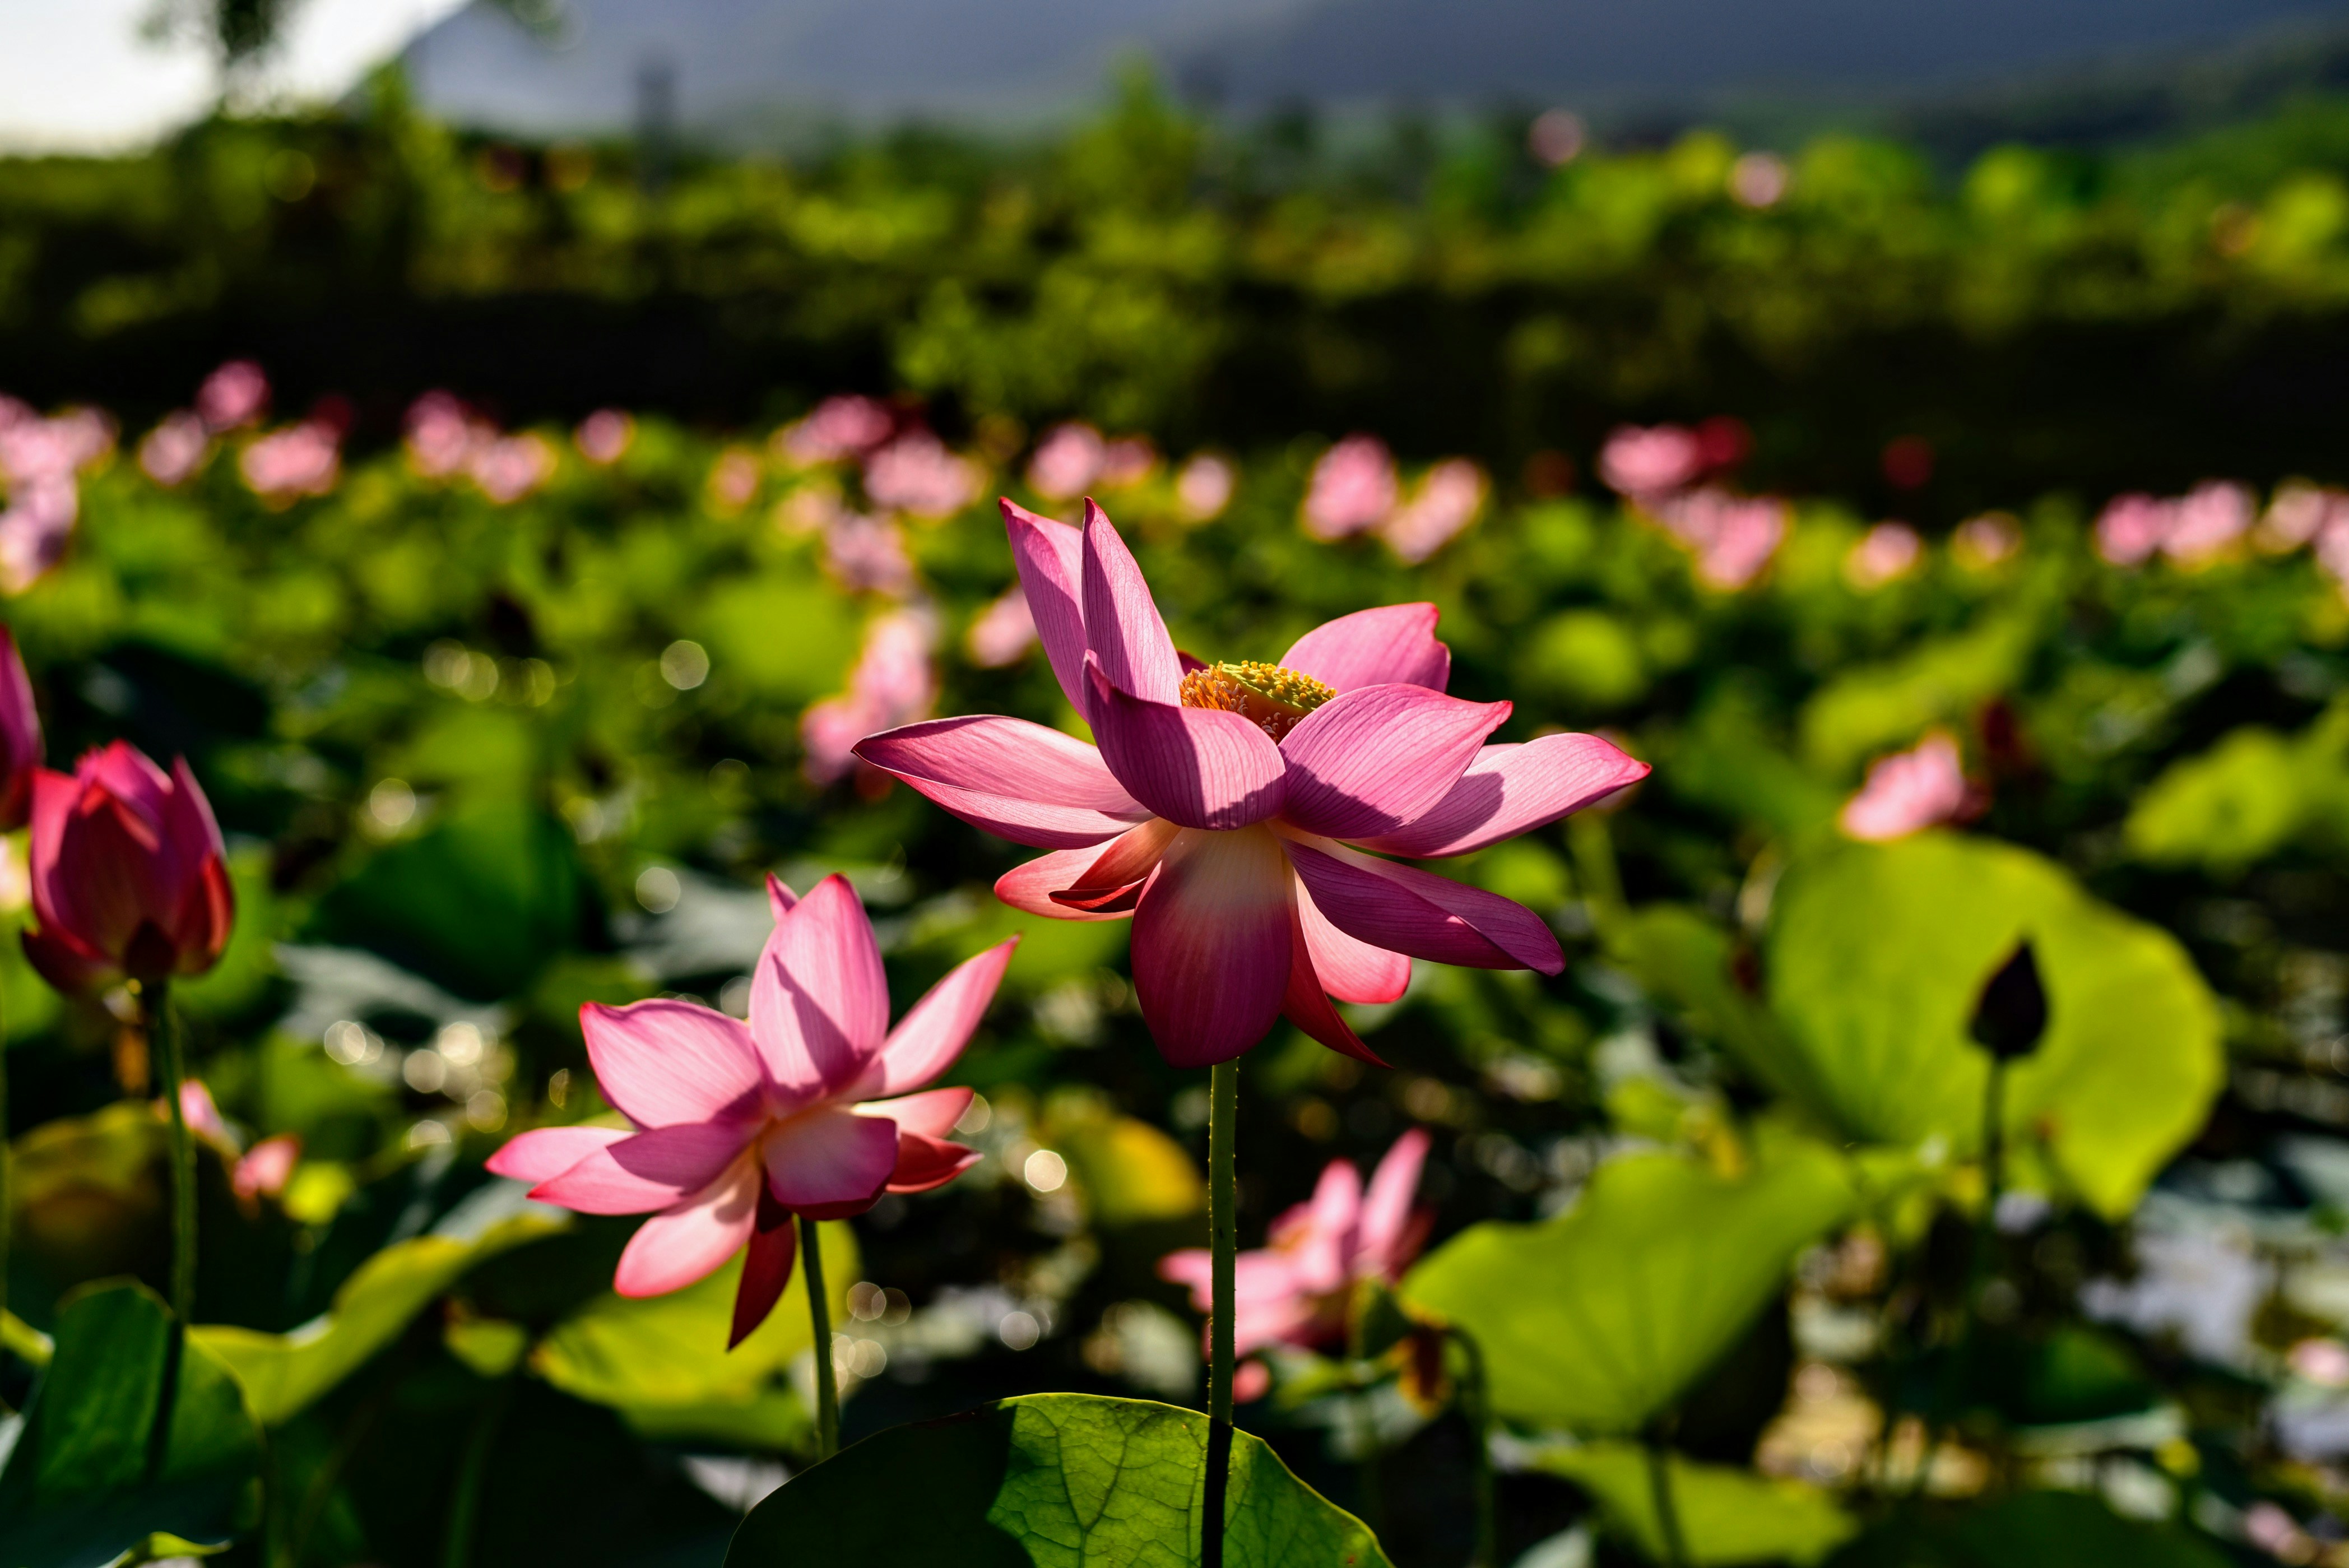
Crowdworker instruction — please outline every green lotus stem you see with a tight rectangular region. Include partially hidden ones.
[1645,1437,1691,1568]
[1204,1057,1238,1568]
[800,1213,839,1460]
[146,980,196,1325]
[1452,1328,1496,1568]
[443,1372,516,1568]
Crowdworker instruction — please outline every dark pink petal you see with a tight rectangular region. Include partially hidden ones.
[995,844,1145,922]
[25,768,73,935]
[1079,501,1182,708]
[169,853,234,977]
[766,872,798,921]
[1050,817,1181,910]
[1276,684,1508,841]
[82,741,173,827]
[856,940,1018,1098]
[749,875,890,1098]
[1280,604,1451,694]
[22,921,114,994]
[1296,878,1409,1004]
[854,716,1149,850]
[49,785,173,969]
[164,755,228,899]
[1281,901,1388,1068]
[0,626,41,832]
[1284,838,1563,975]
[1087,662,1286,831]
[730,1189,798,1348]
[485,1125,630,1185]
[1358,1128,1432,1279]
[614,1155,762,1297]
[858,1086,973,1138]
[884,1130,982,1193]
[581,998,766,1128]
[1002,499,1090,715]
[1282,1159,1363,1294]
[1129,826,1293,1066]
[760,1106,902,1218]
[1354,734,1651,858]
[532,1121,754,1215]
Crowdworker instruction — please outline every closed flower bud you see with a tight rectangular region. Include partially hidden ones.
[23,741,234,993]
[1970,940,2049,1062]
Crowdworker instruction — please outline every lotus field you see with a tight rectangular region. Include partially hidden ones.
[7,204,2349,1566]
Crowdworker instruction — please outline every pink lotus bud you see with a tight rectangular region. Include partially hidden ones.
[1302,435,1398,540]
[1382,458,1487,564]
[180,1078,233,1148]
[574,409,634,465]
[1028,424,1106,500]
[240,422,341,502]
[140,412,211,486]
[197,360,270,432]
[1845,522,1923,590]
[1841,732,1973,841]
[1598,424,1705,499]
[404,392,480,477]
[468,434,555,504]
[778,395,893,465]
[864,433,980,518]
[0,626,41,832]
[2095,493,2172,567]
[24,741,234,992]
[2161,480,2253,564]
[1175,454,1235,522]
[234,1134,301,1201]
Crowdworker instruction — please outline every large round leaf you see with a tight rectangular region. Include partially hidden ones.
[1767,834,2223,1218]
[1400,1129,1854,1435]
[0,1282,262,1567]
[723,1393,1392,1567]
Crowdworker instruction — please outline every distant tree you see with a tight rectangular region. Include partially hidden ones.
[141,0,564,99]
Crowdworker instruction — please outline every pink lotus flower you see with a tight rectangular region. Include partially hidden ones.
[139,412,211,486]
[1162,1128,1432,1384]
[1098,437,1157,488]
[0,479,75,596]
[1953,513,2023,568]
[1029,424,1107,500]
[2258,483,2342,553]
[1302,435,1399,540]
[1840,732,1974,841]
[405,392,482,477]
[823,512,916,597]
[1845,522,1922,590]
[23,741,234,992]
[804,610,939,785]
[233,1134,301,1202]
[2162,481,2253,564]
[1382,458,1487,564]
[864,433,980,518]
[965,587,1039,669]
[2095,493,2172,566]
[1176,454,1236,522]
[489,875,1015,1345]
[196,361,268,432]
[469,433,556,504]
[240,422,340,502]
[575,409,635,465]
[0,626,42,831]
[1653,488,1787,589]
[778,395,894,466]
[1598,424,1705,500]
[709,448,764,512]
[854,501,1649,1067]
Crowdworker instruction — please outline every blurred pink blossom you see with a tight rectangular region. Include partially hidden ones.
[1028,423,1105,499]
[2315,511,2349,597]
[140,412,211,486]
[2290,1337,2349,1388]
[1099,437,1157,488]
[2258,483,2340,551]
[2095,493,2174,566]
[240,422,341,502]
[778,395,893,465]
[1161,1129,1432,1393]
[1302,434,1398,540]
[2161,481,2253,564]
[1845,522,1923,590]
[234,1134,301,1202]
[196,360,269,432]
[965,586,1037,668]
[709,447,763,511]
[1841,732,1972,841]
[405,391,483,477]
[774,484,842,537]
[1654,488,1786,588]
[803,609,939,785]
[1598,424,1705,499]
[180,1078,236,1152]
[864,433,979,518]
[574,409,635,465]
[469,433,556,504]
[0,480,76,594]
[2244,1502,2312,1562]
[824,512,916,596]
[1,409,111,486]
[1953,512,2023,567]
[1528,108,1586,168]
[1176,453,1235,521]
[1730,152,1790,208]
[1382,458,1487,564]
